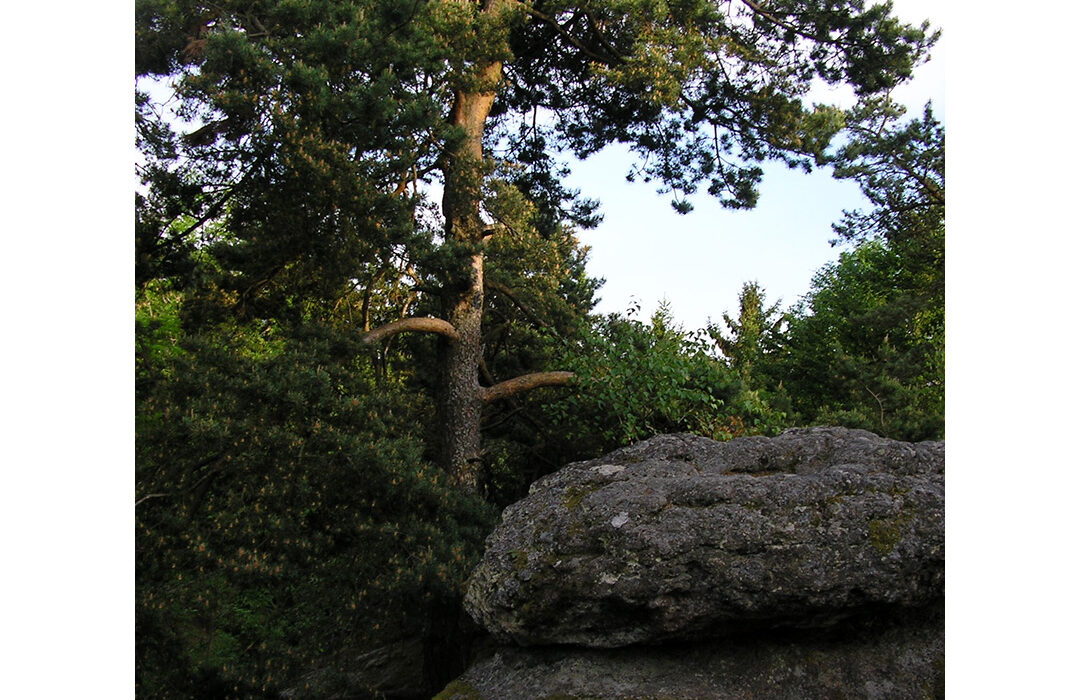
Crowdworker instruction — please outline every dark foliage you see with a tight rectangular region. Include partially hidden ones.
[136,295,495,696]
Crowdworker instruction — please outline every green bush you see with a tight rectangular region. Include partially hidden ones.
[544,305,789,460]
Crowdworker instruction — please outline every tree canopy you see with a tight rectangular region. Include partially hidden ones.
[137,0,937,488]
[762,98,944,440]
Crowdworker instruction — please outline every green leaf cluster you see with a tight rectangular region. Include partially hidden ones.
[543,303,787,460]
[772,237,943,441]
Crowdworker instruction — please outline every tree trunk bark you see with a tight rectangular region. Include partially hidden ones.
[441,252,485,490]
[359,2,578,494]
[438,40,503,491]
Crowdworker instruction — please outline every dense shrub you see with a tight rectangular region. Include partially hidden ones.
[136,299,495,697]
[544,305,789,461]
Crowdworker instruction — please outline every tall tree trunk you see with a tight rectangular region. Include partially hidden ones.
[359,1,573,493]
[439,48,502,490]
[441,252,485,489]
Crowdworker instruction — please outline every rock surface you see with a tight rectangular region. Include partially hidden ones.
[464,427,944,647]
[282,637,429,699]
[437,602,944,700]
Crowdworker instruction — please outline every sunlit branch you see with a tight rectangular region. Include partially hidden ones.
[360,316,460,344]
[482,370,574,403]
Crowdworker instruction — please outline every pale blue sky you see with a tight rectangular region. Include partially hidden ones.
[566,0,946,332]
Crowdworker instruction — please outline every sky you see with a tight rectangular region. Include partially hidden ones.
[566,0,946,332]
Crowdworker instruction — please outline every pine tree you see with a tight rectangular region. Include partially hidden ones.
[774,100,944,440]
[709,280,783,381]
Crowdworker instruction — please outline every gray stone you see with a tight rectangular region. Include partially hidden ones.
[464,427,944,647]
[437,603,944,700]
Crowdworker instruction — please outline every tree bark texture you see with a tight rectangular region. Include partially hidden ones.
[438,25,504,490]
[440,251,485,490]
[354,0,573,493]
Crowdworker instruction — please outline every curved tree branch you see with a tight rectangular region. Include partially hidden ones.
[482,370,574,403]
[360,316,460,344]
[135,493,168,507]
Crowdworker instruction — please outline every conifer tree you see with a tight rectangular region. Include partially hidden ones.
[708,280,783,382]
[773,100,944,440]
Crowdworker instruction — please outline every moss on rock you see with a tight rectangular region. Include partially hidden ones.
[432,678,484,700]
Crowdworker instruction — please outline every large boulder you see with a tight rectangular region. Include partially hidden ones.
[464,427,944,648]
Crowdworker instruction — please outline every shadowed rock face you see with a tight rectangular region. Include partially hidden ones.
[464,427,944,648]
[439,603,945,700]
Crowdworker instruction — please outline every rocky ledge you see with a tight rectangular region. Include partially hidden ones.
[440,603,944,700]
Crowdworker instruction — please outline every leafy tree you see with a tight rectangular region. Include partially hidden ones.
[770,99,944,440]
[832,96,944,351]
[776,240,942,439]
[704,280,793,434]
[134,6,943,690]
[543,302,790,464]
[546,304,728,454]
[136,0,937,492]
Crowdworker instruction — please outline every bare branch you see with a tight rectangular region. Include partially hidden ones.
[360,316,460,344]
[391,169,411,197]
[864,384,886,428]
[739,0,823,45]
[360,267,390,332]
[482,371,574,403]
